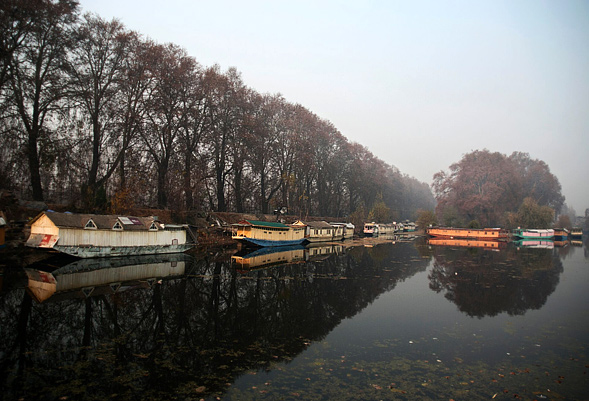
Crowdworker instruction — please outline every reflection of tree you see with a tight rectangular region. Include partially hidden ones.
[1,242,430,400]
[428,245,563,318]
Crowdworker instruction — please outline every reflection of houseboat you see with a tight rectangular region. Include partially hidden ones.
[553,228,569,241]
[26,211,195,258]
[231,245,305,271]
[0,211,6,249]
[513,228,554,239]
[426,227,509,240]
[514,239,554,249]
[428,238,506,249]
[306,243,344,261]
[329,222,355,239]
[25,253,191,303]
[293,220,339,242]
[570,227,583,239]
[231,220,307,247]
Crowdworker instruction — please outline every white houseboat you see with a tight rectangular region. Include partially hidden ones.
[293,220,340,242]
[330,222,355,239]
[26,211,196,258]
[231,220,307,247]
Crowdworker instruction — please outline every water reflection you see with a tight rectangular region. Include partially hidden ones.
[427,241,563,317]
[0,238,586,400]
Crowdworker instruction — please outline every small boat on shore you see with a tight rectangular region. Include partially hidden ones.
[26,211,196,258]
[231,220,307,247]
[426,227,509,240]
[512,228,554,239]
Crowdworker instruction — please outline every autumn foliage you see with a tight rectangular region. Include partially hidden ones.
[433,150,564,227]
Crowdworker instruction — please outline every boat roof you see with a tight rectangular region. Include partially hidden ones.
[30,211,162,231]
[233,220,290,228]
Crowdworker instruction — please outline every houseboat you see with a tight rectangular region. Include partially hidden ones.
[512,228,554,239]
[364,222,397,237]
[330,222,355,239]
[363,222,378,236]
[553,228,569,241]
[402,221,416,232]
[570,227,583,238]
[25,211,196,258]
[293,220,339,242]
[426,227,509,240]
[231,220,307,247]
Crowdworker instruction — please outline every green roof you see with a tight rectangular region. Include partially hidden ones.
[246,220,289,228]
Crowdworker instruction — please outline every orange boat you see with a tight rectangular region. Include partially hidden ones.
[426,227,509,240]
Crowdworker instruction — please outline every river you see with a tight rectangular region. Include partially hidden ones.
[1,236,588,400]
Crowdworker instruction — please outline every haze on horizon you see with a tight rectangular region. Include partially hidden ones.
[78,0,589,214]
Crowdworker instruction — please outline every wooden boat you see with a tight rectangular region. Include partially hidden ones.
[231,220,307,247]
[553,228,569,240]
[402,221,416,232]
[570,227,583,238]
[329,222,355,239]
[427,238,506,249]
[426,227,509,240]
[293,220,339,243]
[512,228,554,239]
[364,222,396,236]
[26,211,196,258]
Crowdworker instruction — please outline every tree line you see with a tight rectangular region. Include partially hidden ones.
[0,0,434,220]
[430,149,567,228]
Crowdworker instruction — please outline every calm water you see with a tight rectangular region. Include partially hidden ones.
[1,237,588,400]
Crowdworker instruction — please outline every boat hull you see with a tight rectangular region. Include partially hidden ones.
[53,244,194,258]
[513,229,554,239]
[236,237,308,247]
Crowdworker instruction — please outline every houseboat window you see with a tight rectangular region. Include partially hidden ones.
[113,221,123,230]
[85,220,97,229]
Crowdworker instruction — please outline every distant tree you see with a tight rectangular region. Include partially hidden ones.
[434,149,564,227]
[368,193,391,223]
[508,197,554,229]
[554,214,571,230]
[416,209,437,229]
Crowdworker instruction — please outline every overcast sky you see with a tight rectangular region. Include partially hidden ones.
[78,0,589,214]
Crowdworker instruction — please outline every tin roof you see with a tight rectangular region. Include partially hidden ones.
[33,212,160,231]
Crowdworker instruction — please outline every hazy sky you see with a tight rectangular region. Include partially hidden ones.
[78,0,589,214]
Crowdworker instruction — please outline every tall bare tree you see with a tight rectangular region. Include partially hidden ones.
[8,0,78,200]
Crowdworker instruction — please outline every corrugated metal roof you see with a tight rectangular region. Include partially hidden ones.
[40,212,160,231]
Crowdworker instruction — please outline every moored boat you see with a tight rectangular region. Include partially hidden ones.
[512,228,554,239]
[293,220,339,242]
[231,220,307,247]
[553,228,569,241]
[26,211,196,258]
[570,227,583,238]
[329,222,355,239]
[426,227,509,240]
[363,222,378,236]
